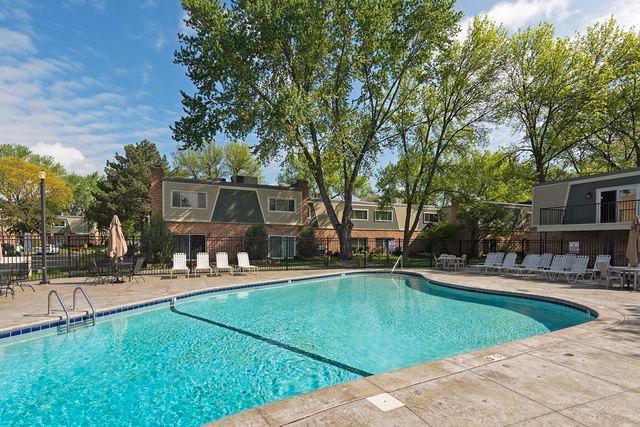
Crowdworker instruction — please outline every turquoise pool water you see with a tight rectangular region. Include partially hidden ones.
[0,273,593,425]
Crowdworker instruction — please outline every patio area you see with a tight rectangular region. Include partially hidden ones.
[1,269,639,426]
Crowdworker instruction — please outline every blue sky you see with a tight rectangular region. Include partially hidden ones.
[0,0,638,182]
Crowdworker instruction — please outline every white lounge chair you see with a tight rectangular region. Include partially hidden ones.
[538,253,554,270]
[237,252,258,275]
[215,252,234,275]
[467,253,497,273]
[558,255,589,283]
[171,253,190,278]
[506,254,541,276]
[541,255,570,280]
[494,252,517,274]
[587,255,612,280]
[194,252,214,276]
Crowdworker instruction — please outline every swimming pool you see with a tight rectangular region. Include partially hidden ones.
[0,273,594,425]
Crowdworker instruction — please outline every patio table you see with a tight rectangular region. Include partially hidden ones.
[609,266,640,291]
[437,256,462,270]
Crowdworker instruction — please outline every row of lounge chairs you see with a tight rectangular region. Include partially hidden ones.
[170,252,258,278]
[464,252,612,283]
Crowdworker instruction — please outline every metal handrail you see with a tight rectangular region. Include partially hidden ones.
[47,290,70,332]
[72,287,96,326]
[391,255,403,274]
[539,198,640,226]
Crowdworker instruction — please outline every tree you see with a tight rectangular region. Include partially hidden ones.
[455,201,515,242]
[65,172,99,215]
[503,24,599,183]
[0,157,71,234]
[86,140,168,232]
[296,228,318,259]
[0,144,67,176]
[172,140,224,180]
[140,214,174,265]
[377,18,507,261]
[244,224,268,260]
[222,141,263,180]
[174,0,460,258]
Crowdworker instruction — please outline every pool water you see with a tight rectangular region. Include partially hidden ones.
[0,273,593,425]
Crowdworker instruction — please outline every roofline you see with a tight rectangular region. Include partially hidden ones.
[161,177,299,191]
[534,167,640,187]
[309,198,439,209]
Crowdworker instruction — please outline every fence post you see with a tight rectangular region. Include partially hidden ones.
[67,234,71,277]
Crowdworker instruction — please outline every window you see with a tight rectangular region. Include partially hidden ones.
[423,212,439,223]
[172,234,206,260]
[374,210,392,222]
[269,198,295,212]
[351,209,368,221]
[375,238,395,253]
[597,186,640,223]
[269,235,295,258]
[351,238,368,251]
[172,191,206,209]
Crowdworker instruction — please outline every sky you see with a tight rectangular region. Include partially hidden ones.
[0,0,639,182]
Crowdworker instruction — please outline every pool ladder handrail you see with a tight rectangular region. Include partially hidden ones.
[72,287,96,327]
[47,290,70,332]
[391,255,403,274]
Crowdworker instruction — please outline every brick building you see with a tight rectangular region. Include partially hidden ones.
[151,168,440,258]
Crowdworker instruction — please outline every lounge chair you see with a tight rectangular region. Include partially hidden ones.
[538,253,553,270]
[597,262,623,289]
[194,252,214,276]
[171,253,190,278]
[587,255,612,280]
[237,252,258,275]
[558,255,589,283]
[505,254,541,276]
[494,252,517,274]
[215,252,234,275]
[541,255,570,280]
[467,253,498,273]
[127,257,146,283]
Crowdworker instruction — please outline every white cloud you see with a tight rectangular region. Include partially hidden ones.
[468,0,572,30]
[596,0,640,30]
[31,142,98,174]
[0,28,35,54]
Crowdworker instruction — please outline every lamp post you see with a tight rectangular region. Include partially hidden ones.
[39,170,49,285]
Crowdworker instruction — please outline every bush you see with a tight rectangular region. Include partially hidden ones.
[296,228,318,259]
[420,222,462,241]
[141,214,174,265]
[245,224,268,260]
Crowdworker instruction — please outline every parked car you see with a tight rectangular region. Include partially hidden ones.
[1,243,16,256]
[35,244,61,255]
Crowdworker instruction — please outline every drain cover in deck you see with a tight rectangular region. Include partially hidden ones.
[366,393,405,412]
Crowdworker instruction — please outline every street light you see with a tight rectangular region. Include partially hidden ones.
[39,170,49,285]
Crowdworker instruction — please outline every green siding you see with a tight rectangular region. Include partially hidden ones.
[212,189,264,223]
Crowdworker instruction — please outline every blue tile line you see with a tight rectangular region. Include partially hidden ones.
[0,270,597,341]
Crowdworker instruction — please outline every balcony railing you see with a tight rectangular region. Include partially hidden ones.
[539,199,640,226]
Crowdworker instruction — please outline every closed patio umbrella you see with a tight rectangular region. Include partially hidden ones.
[107,215,128,260]
[625,215,640,266]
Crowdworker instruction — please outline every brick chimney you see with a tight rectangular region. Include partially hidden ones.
[293,180,309,226]
[150,167,163,217]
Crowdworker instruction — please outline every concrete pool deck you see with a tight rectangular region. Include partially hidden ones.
[0,269,639,426]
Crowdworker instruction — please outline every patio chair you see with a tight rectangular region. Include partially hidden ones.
[194,252,214,276]
[236,252,259,275]
[215,252,234,276]
[538,253,554,270]
[127,257,146,283]
[505,254,541,276]
[467,253,497,273]
[558,255,590,283]
[541,255,570,280]
[494,252,517,274]
[455,254,467,270]
[170,253,190,278]
[587,255,612,280]
[597,262,623,289]
[435,254,448,270]
[0,268,15,298]
[8,263,34,293]
[83,258,109,284]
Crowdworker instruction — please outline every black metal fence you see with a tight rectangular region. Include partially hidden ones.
[0,234,630,281]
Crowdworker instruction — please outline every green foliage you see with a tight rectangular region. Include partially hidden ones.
[223,141,262,180]
[65,172,100,215]
[0,143,67,176]
[244,224,268,260]
[296,228,318,259]
[420,221,462,241]
[456,201,515,241]
[86,140,168,232]
[175,0,460,258]
[141,214,174,265]
[172,140,224,180]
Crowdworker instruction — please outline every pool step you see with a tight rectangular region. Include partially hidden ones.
[48,287,97,334]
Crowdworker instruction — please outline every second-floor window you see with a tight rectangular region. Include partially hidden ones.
[351,209,368,221]
[374,210,392,222]
[269,198,295,212]
[423,212,439,223]
[172,191,206,209]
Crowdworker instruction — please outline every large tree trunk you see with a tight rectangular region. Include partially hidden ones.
[336,222,353,260]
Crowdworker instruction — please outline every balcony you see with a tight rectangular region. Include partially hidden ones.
[539,199,639,226]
